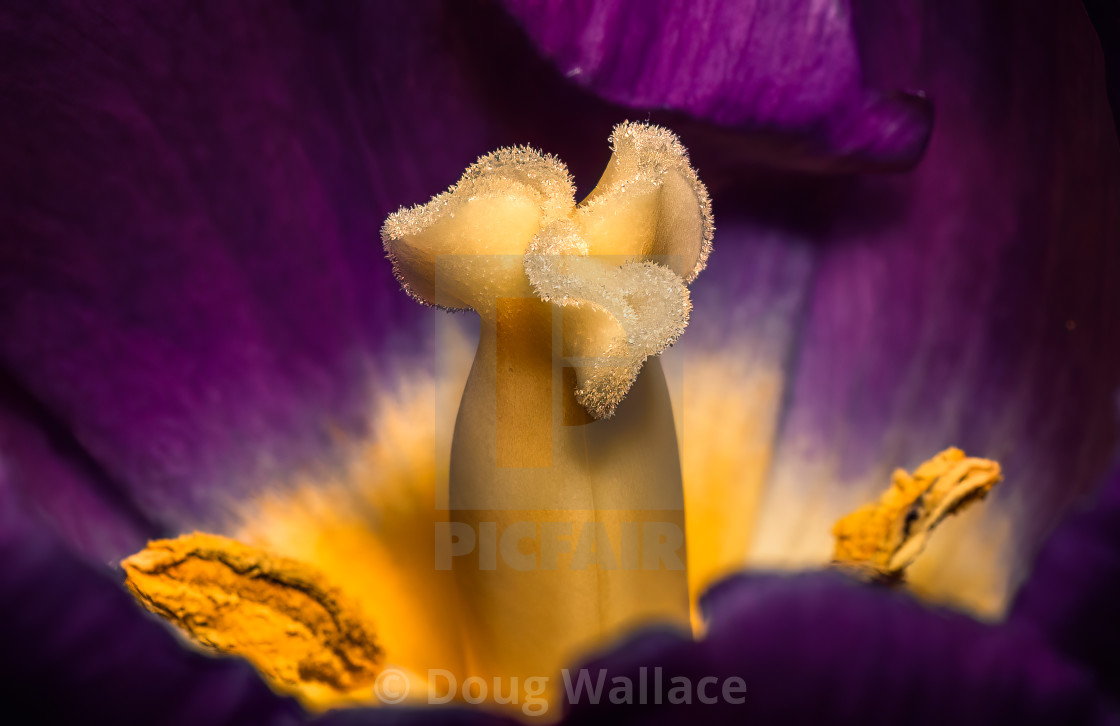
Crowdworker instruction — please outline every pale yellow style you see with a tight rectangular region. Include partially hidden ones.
[382,121,713,697]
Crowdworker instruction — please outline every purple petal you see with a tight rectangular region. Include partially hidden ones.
[0,371,158,563]
[0,0,515,543]
[498,0,933,171]
[0,489,304,726]
[1082,0,1120,135]
[558,573,1115,726]
[1011,456,1120,691]
[751,0,1120,588]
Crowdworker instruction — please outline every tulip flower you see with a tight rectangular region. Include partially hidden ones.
[1,1,1118,724]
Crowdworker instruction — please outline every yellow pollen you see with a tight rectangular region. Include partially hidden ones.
[121,532,383,707]
[830,447,1003,582]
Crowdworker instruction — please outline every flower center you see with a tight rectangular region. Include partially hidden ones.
[117,124,1004,717]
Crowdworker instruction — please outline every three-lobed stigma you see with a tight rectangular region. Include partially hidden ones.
[381,122,714,419]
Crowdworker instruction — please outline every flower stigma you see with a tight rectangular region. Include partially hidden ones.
[381,121,713,419]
